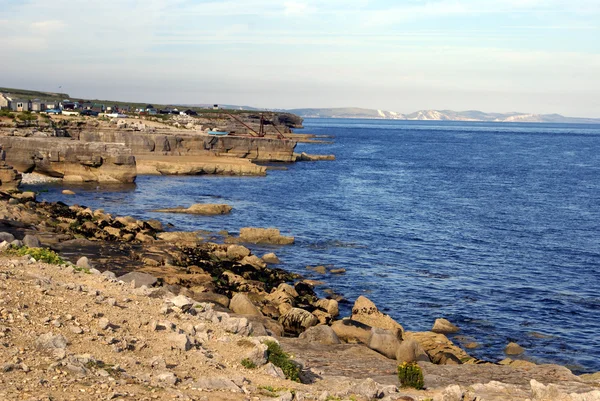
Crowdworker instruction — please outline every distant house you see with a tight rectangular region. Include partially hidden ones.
[60,100,76,110]
[183,109,198,116]
[31,99,46,112]
[10,99,31,112]
[0,94,10,110]
[213,104,219,110]
[105,105,120,113]
[159,108,171,115]
[45,101,57,110]
[119,105,131,113]
[81,102,93,110]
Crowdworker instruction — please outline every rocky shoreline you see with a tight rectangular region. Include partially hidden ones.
[1,189,600,400]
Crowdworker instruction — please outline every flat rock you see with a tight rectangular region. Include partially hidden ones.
[299,325,341,345]
[191,377,241,392]
[153,203,232,215]
[351,296,403,335]
[432,318,460,334]
[117,271,157,288]
[239,227,294,245]
[229,293,262,316]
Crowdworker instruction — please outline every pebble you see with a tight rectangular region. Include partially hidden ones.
[98,318,111,330]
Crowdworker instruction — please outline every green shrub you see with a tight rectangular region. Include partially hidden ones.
[16,246,64,265]
[397,362,424,390]
[265,340,301,382]
[241,358,256,369]
[17,111,37,122]
[0,109,12,117]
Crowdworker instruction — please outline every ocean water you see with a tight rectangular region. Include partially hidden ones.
[30,119,600,373]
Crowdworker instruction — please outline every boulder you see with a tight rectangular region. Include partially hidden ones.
[262,252,281,264]
[191,291,230,308]
[117,272,158,288]
[367,328,402,359]
[299,325,341,345]
[330,319,372,344]
[62,189,76,195]
[76,256,92,270]
[279,307,318,335]
[315,298,339,317]
[241,255,266,269]
[432,318,460,334]
[406,331,473,364]
[0,164,22,190]
[229,293,262,316]
[239,227,294,245]
[22,235,41,248]
[0,232,15,243]
[395,339,430,363]
[145,219,164,231]
[505,342,525,355]
[243,343,268,366]
[351,296,403,335]
[226,244,251,260]
[153,204,232,215]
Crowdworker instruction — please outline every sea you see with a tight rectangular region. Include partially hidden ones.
[28,118,600,374]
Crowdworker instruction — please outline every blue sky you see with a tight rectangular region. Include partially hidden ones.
[1,0,599,116]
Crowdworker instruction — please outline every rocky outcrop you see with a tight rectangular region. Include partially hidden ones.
[237,227,295,245]
[135,156,267,176]
[351,296,404,335]
[295,152,336,161]
[432,318,460,334]
[0,137,136,183]
[0,163,22,190]
[152,203,232,215]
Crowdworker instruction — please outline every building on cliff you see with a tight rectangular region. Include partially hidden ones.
[0,94,9,110]
[9,99,31,112]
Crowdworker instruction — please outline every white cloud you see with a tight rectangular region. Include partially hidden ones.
[283,1,311,16]
[30,20,65,33]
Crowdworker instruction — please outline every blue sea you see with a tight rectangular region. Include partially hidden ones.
[30,119,600,373]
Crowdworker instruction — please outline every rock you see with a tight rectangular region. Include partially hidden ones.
[0,164,22,190]
[135,232,154,242]
[264,362,286,379]
[262,252,281,264]
[191,292,230,308]
[0,232,15,243]
[0,241,10,252]
[230,293,263,316]
[98,318,111,330]
[278,307,318,335]
[315,298,339,317]
[299,325,341,345]
[432,318,460,334]
[102,270,117,280]
[191,377,241,392]
[145,219,164,231]
[351,378,384,399]
[168,333,192,351]
[273,392,294,401]
[226,244,251,260]
[117,272,157,288]
[153,203,232,215]
[169,294,194,308]
[10,239,22,248]
[331,319,372,344]
[440,384,463,401]
[155,371,178,386]
[62,189,76,195]
[243,343,268,366]
[351,295,403,335]
[35,332,68,352]
[241,254,267,269]
[395,339,430,363]
[367,327,402,359]
[76,256,92,270]
[239,227,294,245]
[505,342,525,355]
[406,331,474,364]
[22,234,41,248]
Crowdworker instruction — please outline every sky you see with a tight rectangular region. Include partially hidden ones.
[1,0,599,117]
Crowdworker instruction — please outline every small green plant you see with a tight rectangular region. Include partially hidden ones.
[15,246,64,265]
[265,340,301,382]
[397,362,424,390]
[241,358,257,369]
[0,109,12,117]
[17,111,37,122]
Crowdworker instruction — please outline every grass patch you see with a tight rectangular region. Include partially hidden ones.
[265,340,301,382]
[397,362,425,390]
[241,358,257,369]
[14,246,64,265]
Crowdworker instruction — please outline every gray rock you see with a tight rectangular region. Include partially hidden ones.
[169,295,194,309]
[22,235,41,248]
[299,325,341,345]
[101,270,117,280]
[262,252,281,264]
[0,241,10,252]
[278,307,318,335]
[226,244,251,260]
[351,378,384,399]
[367,327,402,359]
[243,343,268,366]
[191,377,241,392]
[155,371,178,386]
[0,232,15,243]
[98,318,111,330]
[117,272,157,288]
[395,339,430,363]
[76,256,92,270]
[432,318,460,334]
[10,240,23,248]
[264,362,286,379]
[229,293,262,316]
[35,332,68,350]
[274,391,294,401]
[89,268,101,275]
[168,333,192,351]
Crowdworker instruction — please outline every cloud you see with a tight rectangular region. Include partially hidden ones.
[283,1,311,16]
[30,20,65,32]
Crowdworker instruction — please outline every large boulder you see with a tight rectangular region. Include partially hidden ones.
[505,342,525,355]
[278,307,318,335]
[239,227,294,245]
[299,325,341,345]
[153,204,232,215]
[331,319,372,344]
[432,318,460,334]
[117,272,158,288]
[226,244,251,260]
[367,328,402,359]
[351,296,403,335]
[405,331,474,364]
[0,164,22,190]
[315,298,339,317]
[396,339,430,363]
[22,235,41,248]
[229,293,262,316]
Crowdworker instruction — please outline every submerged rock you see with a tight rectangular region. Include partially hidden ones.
[432,318,460,334]
[153,203,232,215]
[238,227,294,245]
